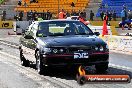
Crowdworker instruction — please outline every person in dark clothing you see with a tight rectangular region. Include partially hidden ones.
[71,10,77,16]
[83,10,86,19]
[29,10,33,20]
[124,9,127,20]
[100,11,104,21]
[112,10,116,21]
[66,11,70,17]
[2,10,6,21]
[46,10,52,20]
[71,2,75,7]
[18,1,22,6]
[108,11,112,21]
[32,10,37,20]
[80,11,84,17]
[90,10,94,21]
[14,15,20,21]
[76,10,81,16]
[42,10,46,20]
[128,10,132,20]
[19,11,23,21]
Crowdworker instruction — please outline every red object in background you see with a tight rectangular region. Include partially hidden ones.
[79,16,85,23]
[79,16,90,25]
[102,19,108,36]
[59,11,66,19]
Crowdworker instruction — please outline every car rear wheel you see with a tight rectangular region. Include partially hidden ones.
[20,50,29,67]
[95,63,108,72]
[36,51,44,75]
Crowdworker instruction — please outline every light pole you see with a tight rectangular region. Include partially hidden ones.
[58,0,60,17]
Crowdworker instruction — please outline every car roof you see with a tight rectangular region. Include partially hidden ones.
[70,16,79,18]
[33,19,79,24]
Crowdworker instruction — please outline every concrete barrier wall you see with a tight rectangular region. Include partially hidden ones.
[102,35,132,53]
[90,21,120,27]
[13,21,30,32]
[0,21,13,29]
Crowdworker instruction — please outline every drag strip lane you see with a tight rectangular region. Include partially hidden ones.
[0,51,73,88]
[0,40,132,88]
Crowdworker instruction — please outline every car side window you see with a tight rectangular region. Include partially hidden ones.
[24,23,38,38]
[31,23,39,37]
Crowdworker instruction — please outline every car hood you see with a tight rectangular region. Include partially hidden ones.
[36,35,106,47]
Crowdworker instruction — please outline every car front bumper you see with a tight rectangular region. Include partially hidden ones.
[41,52,109,66]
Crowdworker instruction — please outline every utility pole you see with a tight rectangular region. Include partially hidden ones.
[58,0,60,18]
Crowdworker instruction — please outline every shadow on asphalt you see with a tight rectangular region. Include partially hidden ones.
[28,64,132,81]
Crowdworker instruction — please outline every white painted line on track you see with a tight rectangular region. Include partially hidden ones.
[0,51,18,60]
[0,41,19,48]
[109,63,132,71]
[0,50,132,72]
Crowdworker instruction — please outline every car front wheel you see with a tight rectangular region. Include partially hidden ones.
[20,50,29,67]
[95,63,108,72]
[36,51,44,75]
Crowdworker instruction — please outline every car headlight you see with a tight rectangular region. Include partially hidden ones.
[53,49,58,53]
[95,46,98,51]
[99,46,104,51]
[59,49,64,53]
[43,48,52,53]
[106,45,109,49]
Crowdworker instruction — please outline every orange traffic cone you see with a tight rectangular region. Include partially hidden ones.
[102,20,108,36]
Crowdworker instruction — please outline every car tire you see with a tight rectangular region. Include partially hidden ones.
[77,76,86,85]
[20,50,29,67]
[95,63,108,72]
[36,51,44,75]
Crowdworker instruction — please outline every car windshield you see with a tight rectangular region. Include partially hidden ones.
[38,21,94,37]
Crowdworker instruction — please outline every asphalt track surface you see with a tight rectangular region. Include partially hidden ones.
[0,29,132,88]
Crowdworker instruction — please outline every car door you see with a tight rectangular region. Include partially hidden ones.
[26,23,38,62]
[21,23,38,62]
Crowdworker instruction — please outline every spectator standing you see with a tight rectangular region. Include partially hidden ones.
[103,13,108,25]
[90,10,94,21]
[58,9,66,19]
[2,10,6,21]
[23,1,27,7]
[83,10,86,19]
[121,9,126,22]
[37,14,43,21]
[124,9,127,20]
[121,9,126,30]
[19,11,23,21]
[112,10,116,21]
[100,11,104,21]
[46,10,52,20]
[128,10,132,20]
[14,15,20,21]
[71,10,77,16]
[105,3,108,9]
[108,11,112,21]
[42,10,46,20]
[32,10,37,21]
[28,10,33,21]
[18,0,22,6]
[34,14,38,21]
[76,10,81,16]
[66,11,70,17]
[123,4,127,10]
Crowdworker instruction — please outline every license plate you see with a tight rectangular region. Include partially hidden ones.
[74,52,89,59]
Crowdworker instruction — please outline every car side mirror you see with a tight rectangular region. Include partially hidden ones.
[24,35,34,39]
[94,32,100,36]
